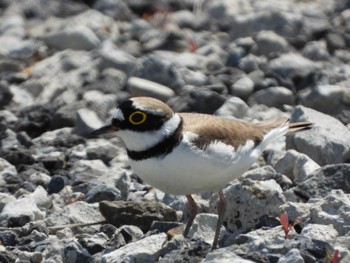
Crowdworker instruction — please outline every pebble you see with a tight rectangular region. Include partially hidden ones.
[127,77,175,101]
[248,86,294,109]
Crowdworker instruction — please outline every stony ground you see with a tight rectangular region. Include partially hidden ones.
[0,0,350,262]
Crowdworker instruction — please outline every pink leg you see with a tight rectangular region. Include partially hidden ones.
[183,194,198,237]
[212,191,226,249]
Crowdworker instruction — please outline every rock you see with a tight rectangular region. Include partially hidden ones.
[254,30,289,56]
[302,40,330,61]
[93,0,132,20]
[85,184,122,203]
[241,166,293,191]
[0,35,38,60]
[274,150,320,184]
[309,190,350,235]
[0,82,13,108]
[0,157,17,186]
[76,232,109,255]
[230,76,254,100]
[0,231,17,246]
[238,54,263,73]
[248,86,294,109]
[167,85,226,113]
[277,248,304,263]
[127,77,175,102]
[86,139,121,164]
[222,178,286,232]
[98,41,140,76]
[101,233,167,263]
[298,85,350,124]
[99,200,177,232]
[0,193,16,212]
[287,106,350,165]
[137,54,185,91]
[42,25,101,51]
[47,176,65,194]
[63,239,93,263]
[74,108,104,136]
[294,164,350,200]
[214,96,251,120]
[158,239,211,263]
[301,224,338,244]
[45,201,104,233]
[203,248,255,263]
[0,195,44,227]
[188,213,225,245]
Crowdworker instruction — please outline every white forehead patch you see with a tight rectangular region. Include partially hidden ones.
[113,108,125,121]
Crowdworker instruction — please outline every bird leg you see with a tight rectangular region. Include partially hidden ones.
[183,194,198,237]
[212,191,226,249]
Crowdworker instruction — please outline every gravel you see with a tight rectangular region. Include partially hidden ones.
[0,0,349,262]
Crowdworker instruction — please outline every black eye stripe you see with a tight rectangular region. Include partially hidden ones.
[113,100,170,131]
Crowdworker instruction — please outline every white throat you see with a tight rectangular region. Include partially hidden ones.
[116,114,181,152]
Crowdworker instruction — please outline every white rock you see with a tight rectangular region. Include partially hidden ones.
[74,108,104,136]
[287,106,350,165]
[277,248,304,263]
[309,190,350,235]
[215,96,251,120]
[274,150,320,183]
[0,193,16,212]
[101,233,167,263]
[230,76,254,100]
[127,77,175,102]
[301,224,338,244]
[42,25,101,50]
[249,86,294,109]
[45,201,104,230]
[203,247,255,263]
[223,179,286,231]
[188,213,225,245]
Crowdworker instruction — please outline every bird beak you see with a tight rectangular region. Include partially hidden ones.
[90,124,118,136]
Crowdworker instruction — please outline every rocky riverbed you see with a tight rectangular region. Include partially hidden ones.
[0,0,350,262]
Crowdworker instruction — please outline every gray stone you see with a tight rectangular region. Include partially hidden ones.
[294,164,350,200]
[215,96,251,120]
[249,86,294,109]
[287,106,350,165]
[254,30,289,56]
[168,85,226,113]
[309,190,350,235]
[274,150,320,184]
[85,184,122,203]
[93,0,132,20]
[0,157,17,185]
[301,224,338,244]
[127,77,175,101]
[74,108,104,136]
[188,213,225,245]
[98,41,140,76]
[298,85,350,124]
[238,54,263,73]
[42,25,101,51]
[222,178,286,231]
[0,193,16,213]
[203,247,255,263]
[277,248,304,263]
[0,195,45,227]
[45,201,104,232]
[63,239,93,263]
[137,54,185,91]
[0,36,38,60]
[101,233,167,263]
[99,200,177,232]
[230,76,254,100]
[269,53,317,79]
[302,40,330,61]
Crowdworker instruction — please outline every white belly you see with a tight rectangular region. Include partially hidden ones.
[129,136,261,195]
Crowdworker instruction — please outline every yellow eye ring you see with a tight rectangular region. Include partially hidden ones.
[129,111,147,125]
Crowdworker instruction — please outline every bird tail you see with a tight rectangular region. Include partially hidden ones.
[287,121,313,134]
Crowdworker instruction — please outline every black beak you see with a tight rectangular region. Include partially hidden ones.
[90,124,118,136]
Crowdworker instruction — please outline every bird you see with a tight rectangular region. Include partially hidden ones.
[91,96,312,249]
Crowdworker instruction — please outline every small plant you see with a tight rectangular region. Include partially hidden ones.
[326,248,340,263]
[279,211,299,239]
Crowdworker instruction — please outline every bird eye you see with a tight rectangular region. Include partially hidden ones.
[129,111,147,125]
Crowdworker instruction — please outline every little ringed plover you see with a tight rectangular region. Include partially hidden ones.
[92,96,312,249]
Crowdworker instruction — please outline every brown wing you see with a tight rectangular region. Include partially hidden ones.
[179,113,289,149]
